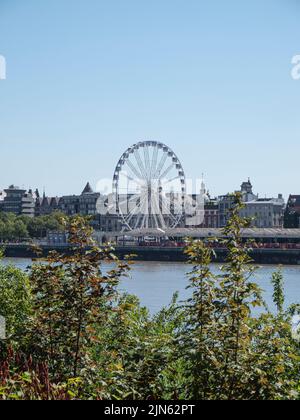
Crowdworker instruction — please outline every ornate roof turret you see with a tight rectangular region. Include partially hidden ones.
[241,178,253,194]
[82,182,94,195]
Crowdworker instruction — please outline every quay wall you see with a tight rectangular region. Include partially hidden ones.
[2,244,300,265]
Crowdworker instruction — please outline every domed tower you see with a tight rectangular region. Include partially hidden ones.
[240,178,257,202]
[200,176,209,202]
[241,178,253,195]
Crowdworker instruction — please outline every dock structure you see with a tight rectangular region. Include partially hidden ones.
[115,227,300,241]
[3,228,300,264]
[95,228,300,265]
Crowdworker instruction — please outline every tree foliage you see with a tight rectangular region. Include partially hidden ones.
[182,193,300,400]
[0,202,299,400]
[0,256,31,343]
[26,216,131,383]
[0,212,65,242]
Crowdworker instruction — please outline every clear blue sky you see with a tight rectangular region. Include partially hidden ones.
[0,0,299,198]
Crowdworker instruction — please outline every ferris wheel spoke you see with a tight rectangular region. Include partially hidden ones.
[130,193,147,216]
[162,175,180,186]
[134,208,145,229]
[124,192,148,225]
[152,210,160,229]
[117,194,140,213]
[120,172,142,187]
[154,153,168,179]
[114,142,186,231]
[134,149,147,180]
[148,197,159,229]
[152,188,167,229]
[125,159,144,181]
[163,208,178,224]
[164,193,185,210]
[144,147,151,181]
[123,195,142,216]
[150,146,159,180]
[124,205,140,227]
[159,163,174,181]
[120,205,135,222]
[127,207,145,229]
[140,213,147,229]
[118,194,140,204]
[123,172,141,184]
[157,211,167,230]
[144,188,159,229]
[160,197,179,223]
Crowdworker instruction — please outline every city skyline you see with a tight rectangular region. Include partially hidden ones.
[0,0,300,198]
[0,174,290,202]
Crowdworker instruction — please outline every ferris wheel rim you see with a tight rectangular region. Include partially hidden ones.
[112,141,186,231]
[113,141,186,187]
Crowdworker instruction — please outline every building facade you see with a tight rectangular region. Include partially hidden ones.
[93,213,123,232]
[78,183,102,215]
[0,185,35,218]
[219,179,258,227]
[218,180,285,228]
[240,196,285,228]
[57,183,123,231]
[59,183,102,216]
[0,190,6,211]
[35,190,61,216]
[202,200,219,228]
[0,180,289,232]
[218,194,236,228]
[284,195,300,228]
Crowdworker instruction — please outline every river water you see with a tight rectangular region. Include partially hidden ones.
[1,258,300,314]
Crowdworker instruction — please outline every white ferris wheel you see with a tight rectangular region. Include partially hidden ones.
[112,141,186,231]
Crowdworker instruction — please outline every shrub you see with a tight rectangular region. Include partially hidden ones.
[182,193,300,400]
[25,216,131,385]
[0,255,32,343]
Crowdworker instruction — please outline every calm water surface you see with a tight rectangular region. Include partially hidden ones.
[1,258,300,314]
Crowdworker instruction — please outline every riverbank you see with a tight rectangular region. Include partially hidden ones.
[2,243,300,265]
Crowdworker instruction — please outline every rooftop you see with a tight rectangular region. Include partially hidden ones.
[82,182,94,195]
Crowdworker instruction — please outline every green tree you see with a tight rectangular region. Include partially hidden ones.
[13,220,29,240]
[26,216,130,382]
[94,293,185,400]
[0,221,6,241]
[0,198,299,400]
[0,258,32,342]
[0,213,29,241]
[27,217,47,238]
[183,193,300,400]
[27,212,65,239]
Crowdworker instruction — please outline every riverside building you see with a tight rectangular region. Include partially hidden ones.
[218,180,285,228]
[0,185,35,218]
